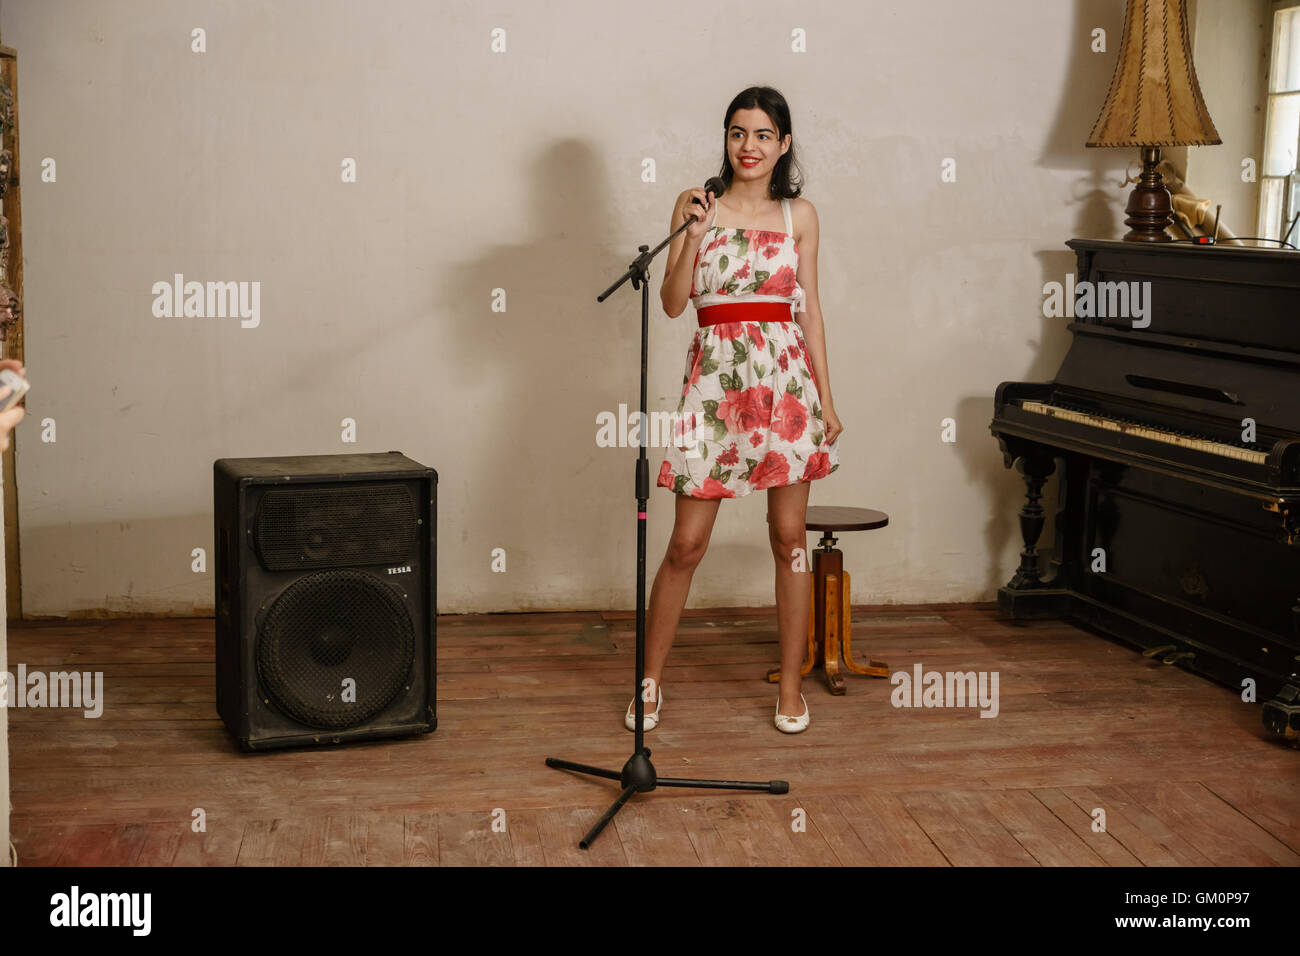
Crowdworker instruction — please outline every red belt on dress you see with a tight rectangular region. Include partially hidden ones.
[696,301,795,328]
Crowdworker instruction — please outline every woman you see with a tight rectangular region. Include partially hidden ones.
[631,86,842,735]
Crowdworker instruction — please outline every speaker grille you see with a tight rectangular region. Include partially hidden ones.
[256,569,415,730]
[255,484,417,572]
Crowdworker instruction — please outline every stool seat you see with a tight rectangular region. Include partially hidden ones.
[803,505,889,533]
[766,504,891,695]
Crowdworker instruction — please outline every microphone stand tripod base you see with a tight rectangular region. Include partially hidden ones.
[545,749,790,850]
[546,231,791,851]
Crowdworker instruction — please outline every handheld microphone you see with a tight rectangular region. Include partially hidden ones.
[690,177,727,212]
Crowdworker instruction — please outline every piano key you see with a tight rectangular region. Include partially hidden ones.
[1019,400,1268,463]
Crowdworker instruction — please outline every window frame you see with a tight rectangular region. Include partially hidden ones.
[1257,0,1300,244]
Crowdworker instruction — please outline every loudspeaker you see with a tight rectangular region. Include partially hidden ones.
[214,452,437,751]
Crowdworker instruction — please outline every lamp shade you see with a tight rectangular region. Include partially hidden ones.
[1087,0,1221,148]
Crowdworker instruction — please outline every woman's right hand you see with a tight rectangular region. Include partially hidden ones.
[0,357,26,452]
[0,399,24,452]
[683,186,717,243]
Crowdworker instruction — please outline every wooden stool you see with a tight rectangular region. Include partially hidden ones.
[766,506,890,695]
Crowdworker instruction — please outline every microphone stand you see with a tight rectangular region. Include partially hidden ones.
[545,210,789,850]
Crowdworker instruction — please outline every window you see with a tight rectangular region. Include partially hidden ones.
[1258,3,1300,245]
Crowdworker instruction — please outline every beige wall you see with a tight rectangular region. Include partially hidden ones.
[1186,0,1273,235]
[0,0,1267,624]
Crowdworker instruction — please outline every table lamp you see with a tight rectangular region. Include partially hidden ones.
[1087,0,1221,241]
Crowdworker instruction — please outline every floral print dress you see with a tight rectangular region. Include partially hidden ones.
[657,197,840,499]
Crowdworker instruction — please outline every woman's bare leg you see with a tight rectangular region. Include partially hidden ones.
[642,493,723,702]
[767,481,811,715]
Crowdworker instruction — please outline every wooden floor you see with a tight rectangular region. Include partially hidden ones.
[5,604,1297,866]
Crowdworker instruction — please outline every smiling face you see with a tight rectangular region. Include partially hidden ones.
[727,107,790,181]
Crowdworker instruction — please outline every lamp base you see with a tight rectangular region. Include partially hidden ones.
[1123,146,1173,242]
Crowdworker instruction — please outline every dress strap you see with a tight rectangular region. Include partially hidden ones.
[781,198,793,236]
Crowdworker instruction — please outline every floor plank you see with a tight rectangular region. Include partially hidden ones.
[1118,782,1299,866]
[1199,776,1300,855]
[5,606,1295,866]
[1064,786,1213,866]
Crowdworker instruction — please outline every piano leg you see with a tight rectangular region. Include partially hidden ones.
[1263,602,1300,741]
[998,451,1072,619]
[1262,684,1300,742]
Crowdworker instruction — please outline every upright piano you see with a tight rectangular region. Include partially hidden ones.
[990,238,1300,739]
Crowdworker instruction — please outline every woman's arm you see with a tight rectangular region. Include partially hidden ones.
[793,200,841,443]
[661,189,706,318]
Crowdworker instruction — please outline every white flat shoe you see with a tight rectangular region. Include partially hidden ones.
[625,687,662,732]
[774,693,810,733]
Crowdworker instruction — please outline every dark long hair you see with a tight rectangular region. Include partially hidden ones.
[715,86,804,200]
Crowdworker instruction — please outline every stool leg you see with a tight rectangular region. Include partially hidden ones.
[840,570,890,677]
[824,572,846,695]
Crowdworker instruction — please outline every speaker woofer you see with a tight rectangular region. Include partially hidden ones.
[256,568,415,730]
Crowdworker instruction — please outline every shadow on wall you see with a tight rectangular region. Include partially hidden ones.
[963,0,1155,597]
[433,137,642,611]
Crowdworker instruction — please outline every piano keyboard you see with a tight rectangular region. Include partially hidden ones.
[1020,401,1268,464]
